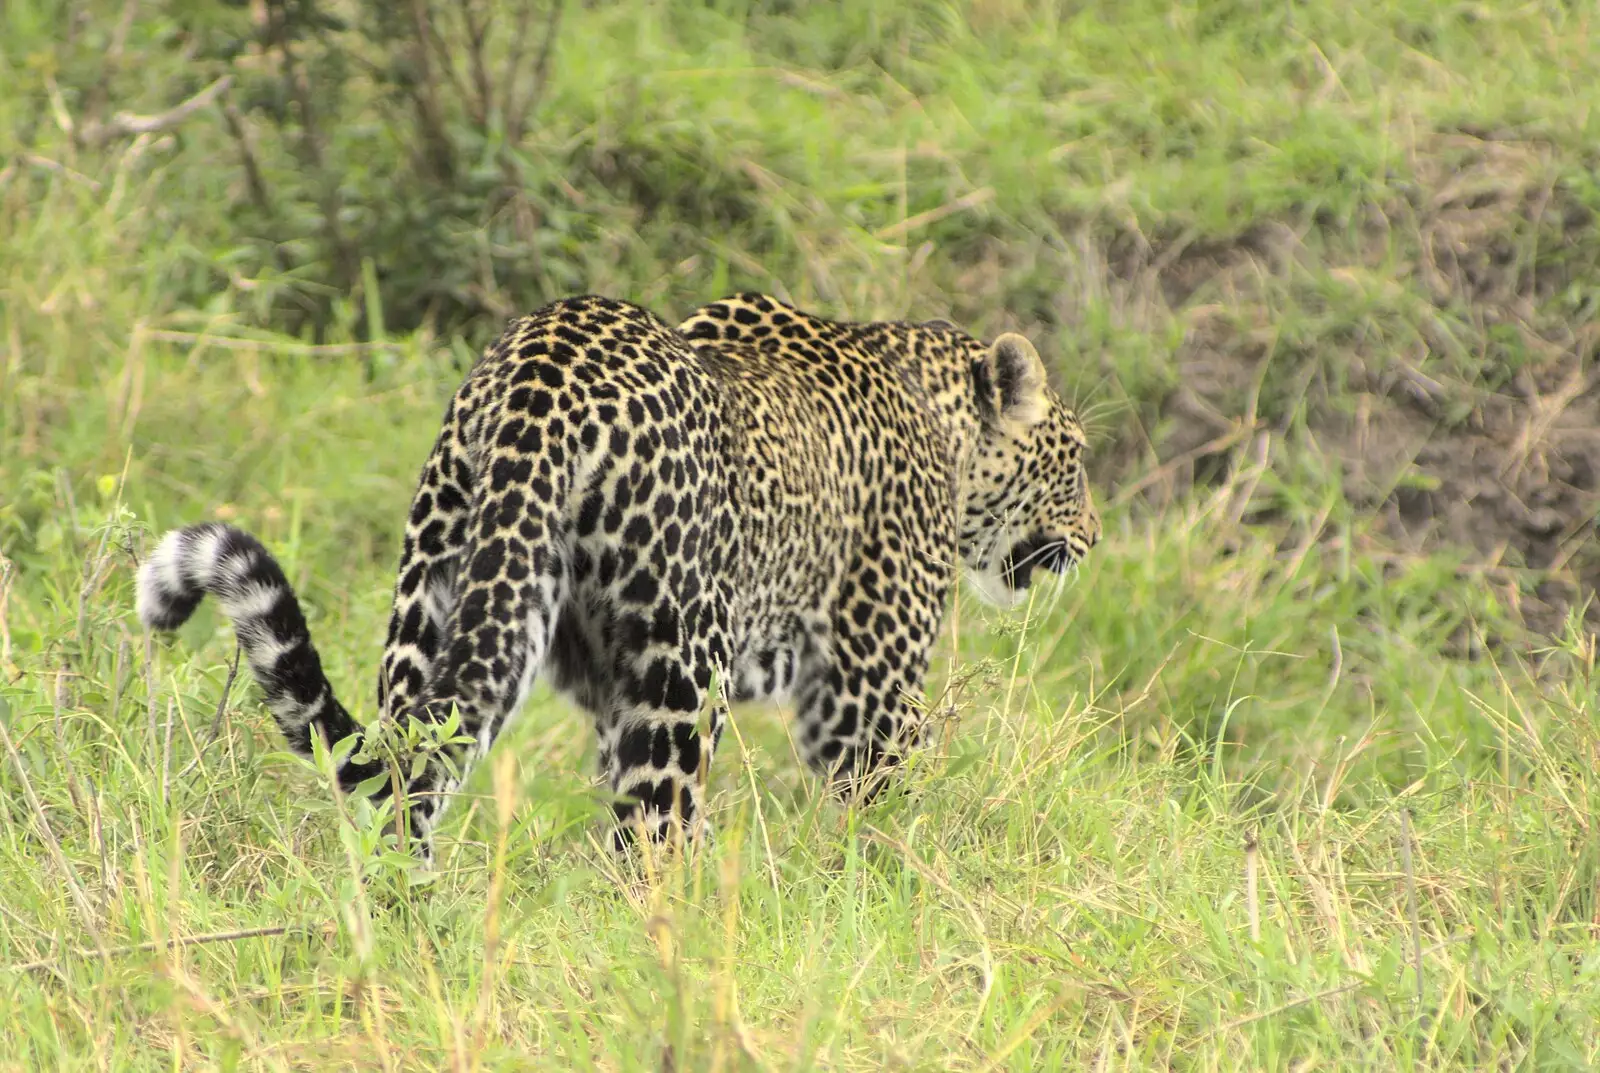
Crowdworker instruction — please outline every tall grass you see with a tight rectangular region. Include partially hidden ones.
[3,1,1598,1068]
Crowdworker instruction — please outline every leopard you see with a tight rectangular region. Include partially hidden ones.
[136,292,1102,868]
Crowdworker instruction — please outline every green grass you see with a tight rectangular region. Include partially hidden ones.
[4,0,1600,1068]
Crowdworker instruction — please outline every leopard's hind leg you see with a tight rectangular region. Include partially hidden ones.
[403,504,568,866]
[378,399,476,724]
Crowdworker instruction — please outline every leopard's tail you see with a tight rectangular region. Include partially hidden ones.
[136,522,377,782]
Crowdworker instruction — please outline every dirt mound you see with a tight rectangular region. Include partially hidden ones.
[1091,133,1600,638]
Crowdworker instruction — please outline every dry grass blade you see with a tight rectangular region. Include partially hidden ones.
[0,718,105,950]
[860,825,995,1035]
[1190,979,1366,1044]
[1244,829,1261,943]
[975,986,1078,1073]
[1109,425,1254,508]
[0,553,15,676]
[871,186,995,242]
[1400,808,1424,1008]
[3,923,330,975]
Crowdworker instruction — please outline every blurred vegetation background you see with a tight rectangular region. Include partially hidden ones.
[6,0,1597,632]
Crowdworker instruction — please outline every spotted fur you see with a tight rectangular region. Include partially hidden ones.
[136,293,1101,865]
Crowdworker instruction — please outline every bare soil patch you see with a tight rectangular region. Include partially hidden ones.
[1087,134,1600,637]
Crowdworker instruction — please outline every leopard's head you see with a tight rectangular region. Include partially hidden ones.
[949,327,1102,609]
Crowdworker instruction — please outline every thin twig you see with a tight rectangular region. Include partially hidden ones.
[83,0,141,122]
[460,0,495,129]
[501,0,539,139]
[210,648,244,740]
[22,154,102,191]
[79,76,234,147]
[3,923,328,975]
[507,0,564,147]
[142,329,397,356]
[418,0,472,104]
[409,0,462,181]
[180,644,241,780]
[221,101,274,219]
[262,0,358,304]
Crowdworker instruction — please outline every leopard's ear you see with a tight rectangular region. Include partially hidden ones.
[973,333,1049,432]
